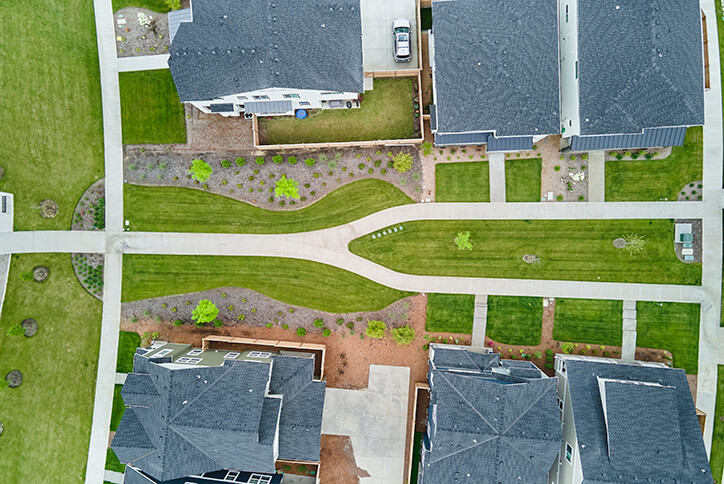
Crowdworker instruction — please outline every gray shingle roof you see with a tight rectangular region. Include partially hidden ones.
[431,0,560,137]
[420,348,562,484]
[570,126,687,151]
[168,0,364,102]
[565,359,713,483]
[122,373,160,407]
[577,0,704,135]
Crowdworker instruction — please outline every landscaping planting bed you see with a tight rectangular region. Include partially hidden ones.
[114,7,169,57]
[711,365,724,482]
[71,253,104,300]
[72,178,105,231]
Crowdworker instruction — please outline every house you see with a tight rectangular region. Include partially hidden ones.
[428,0,561,150]
[551,354,713,483]
[561,0,704,151]
[167,0,364,118]
[111,342,326,483]
[417,345,563,483]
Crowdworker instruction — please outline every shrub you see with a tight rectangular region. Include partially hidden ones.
[273,155,283,164]
[346,322,354,329]
[165,0,181,10]
[454,231,473,250]
[296,327,306,337]
[421,141,433,155]
[192,299,219,325]
[556,194,564,201]
[337,318,344,325]
[554,165,561,172]
[188,159,212,182]
[265,323,273,328]
[391,325,415,346]
[616,153,623,160]
[235,157,245,166]
[221,159,231,168]
[623,233,646,254]
[6,323,25,336]
[313,318,324,328]
[153,315,161,322]
[275,175,300,199]
[392,153,413,173]
[561,342,575,354]
[173,319,183,326]
[305,158,316,166]
[644,153,653,159]
[365,320,387,339]
[131,317,138,323]
[322,329,331,337]
[255,156,265,165]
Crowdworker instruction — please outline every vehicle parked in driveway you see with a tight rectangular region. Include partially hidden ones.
[393,18,411,62]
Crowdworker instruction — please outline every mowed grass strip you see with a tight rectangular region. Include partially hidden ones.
[553,298,623,346]
[259,78,416,144]
[124,179,412,233]
[487,296,543,345]
[505,158,542,202]
[710,366,724,481]
[435,162,490,202]
[116,331,140,373]
[0,0,104,230]
[348,219,701,285]
[0,254,102,483]
[122,255,413,313]
[425,293,475,333]
[605,126,702,201]
[119,69,187,144]
[636,301,700,374]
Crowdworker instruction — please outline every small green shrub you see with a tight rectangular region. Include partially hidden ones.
[273,155,283,164]
[322,329,331,337]
[554,165,561,172]
[391,325,415,346]
[305,158,316,167]
[173,319,183,326]
[266,323,273,328]
[221,159,231,168]
[336,318,344,325]
[296,327,306,337]
[313,318,324,328]
[235,157,245,166]
[392,152,413,173]
[255,156,265,165]
[365,320,387,339]
[288,156,297,164]
[188,159,212,182]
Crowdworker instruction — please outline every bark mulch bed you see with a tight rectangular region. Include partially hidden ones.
[71,253,104,300]
[72,178,105,231]
[114,7,169,58]
[124,146,422,208]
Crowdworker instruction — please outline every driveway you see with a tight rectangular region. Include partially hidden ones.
[322,365,410,484]
[361,0,419,71]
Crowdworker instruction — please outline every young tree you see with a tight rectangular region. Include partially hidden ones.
[454,231,473,250]
[188,159,212,182]
[192,299,219,325]
[275,175,300,199]
[392,152,413,173]
[624,233,646,254]
[391,325,415,346]
[365,320,387,339]
[6,324,24,337]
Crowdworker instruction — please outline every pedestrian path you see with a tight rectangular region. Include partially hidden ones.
[621,300,637,361]
[471,294,488,346]
[488,153,506,202]
[115,372,127,385]
[117,54,169,72]
[104,470,124,484]
[587,151,605,202]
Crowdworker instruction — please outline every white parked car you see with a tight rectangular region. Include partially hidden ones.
[393,18,412,62]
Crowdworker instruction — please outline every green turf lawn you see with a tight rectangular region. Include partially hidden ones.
[259,79,416,144]
[124,179,412,233]
[122,255,413,312]
[349,220,701,285]
[711,366,724,483]
[119,69,187,144]
[0,0,104,231]
[486,296,543,345]
[552,298,623,346]
[110,385,125,431]
[636,301,700,374]
[505,158,542,202]
[0,254,102,483]
[105,448,125,473]
[435,162,490,202]
[425,293,475,333]
[116,331,140,373]
[605,127,702,201]
[113,0,171,12]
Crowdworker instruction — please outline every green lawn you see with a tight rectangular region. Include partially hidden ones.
[0,254,102,483]
[113,0,171,12]
[711,365,724,483]
[105,448,125,473]
[636,301,700,374]
[116,331,140,373]
[553,298,623,346]
[425,293,475,333]
[124,179,412,233]
[487,296,542,345]
[505,158,542,202]
[0,0,104,230]
[605,127,703,201]
[349,220,701,285]
[259,79,416,144]
[119,69,187,144]
[110,385,125,431]
[435,162,490,202]
[122,255,413,313]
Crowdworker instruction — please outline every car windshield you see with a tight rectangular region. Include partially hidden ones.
[395,27,410,33]
[398,33,409,41]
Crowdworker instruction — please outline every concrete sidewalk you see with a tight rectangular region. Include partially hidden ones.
[471,295,488,346]
[488,153,506,202]
[117,54,169,72]
[587,151,605,202]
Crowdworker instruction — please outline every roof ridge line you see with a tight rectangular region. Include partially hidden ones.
[439,372,497,433]
[428,434,498,465]
[500,379,553,435]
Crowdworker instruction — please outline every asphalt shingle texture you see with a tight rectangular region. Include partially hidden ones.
[577,0,704,135]
[431,0,560,137]
[169,0,364,102]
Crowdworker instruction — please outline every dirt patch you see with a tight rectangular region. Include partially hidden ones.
[318,435,370,484]
[114,8,169,57]
[71,253,104,300]
[522,254,540,264]
[72,178,105,231]
[123,145,422,212]
[677,180,703,201]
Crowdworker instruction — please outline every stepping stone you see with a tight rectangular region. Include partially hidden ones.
[371,234,376,239]
[399,226,404,230]
[393,228,398,232]
[376,233,381,237]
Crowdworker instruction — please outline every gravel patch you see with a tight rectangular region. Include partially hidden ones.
[71,253,104,301]
[114,8,169,58]
[72,178,105,231]
[677,180,703,201]
[539,136,589,202]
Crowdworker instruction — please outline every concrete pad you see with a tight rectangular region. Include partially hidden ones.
[361,0,419,71]
[488,153,506,202]
[471,294,488,346]
[587,151,605,202]
[621,331,637,360]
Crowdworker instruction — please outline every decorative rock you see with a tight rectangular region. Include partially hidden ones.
[0,422,4,437]
[6,370,23,388]
[21,319,38,337]
[32,265,49,282]
[612,238,626,249]
[522,254,540,264]
[39,199,59,219]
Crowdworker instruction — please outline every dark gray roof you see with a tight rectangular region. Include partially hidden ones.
[124,466,282,484]
[487,135,533,152]
[168,0,364,102]
[434,131,491,146]
[577,0,704,135]
[122,373,160,407]
[564,359,713,483]
[570,126,687,151]
[421,348,562,484]
[431,0,559,137]
[168,8,192,43]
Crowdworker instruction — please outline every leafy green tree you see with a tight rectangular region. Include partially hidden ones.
[392,153,413,173]
[6,324,24,337]
[365,320,387,339]
[275,175,300,199]
[192,299,219,325]
[454,231,473,250]
[391,325,415,346]
[188,159,212,182]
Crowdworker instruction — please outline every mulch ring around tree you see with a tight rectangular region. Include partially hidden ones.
[21,319,38,337]
[72,178,105,231]
[32,266,49,282]
[38,199,58,219]
[612,238,626,249]
[6,370,22,388]
[71,253,104,300]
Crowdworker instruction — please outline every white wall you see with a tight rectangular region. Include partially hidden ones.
[551,356,584,484]
[559,0,581,138]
